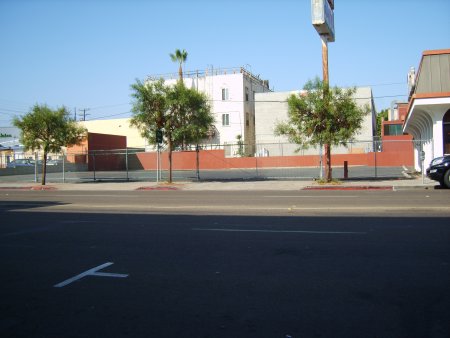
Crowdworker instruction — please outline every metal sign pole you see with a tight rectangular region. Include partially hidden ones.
[420,146,425,185]
[319,143,323,179]
[125,148,129,181]
[93,152,96,182]
[34,152,38,183]
[196,144,200,181]
[156,143,160,183]
[159,148,162,181]
[422,159,425,184]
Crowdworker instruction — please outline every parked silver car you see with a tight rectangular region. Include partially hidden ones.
[6,159,35,168]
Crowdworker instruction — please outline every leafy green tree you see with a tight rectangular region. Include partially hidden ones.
[275,78,368,182]
[130,79,213,183]
[170,49,188,81]
[170,82,214,150]
[13,104,86,185]
[376,108,389,138]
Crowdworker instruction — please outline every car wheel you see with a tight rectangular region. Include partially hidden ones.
[444,169,450,189]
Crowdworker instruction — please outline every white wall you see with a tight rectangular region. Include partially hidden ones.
[404,97,450,170]
[352,87,377,141]
[255,87,377,155]
[79,70,271,153]
[255,90,301,144]
[165,70,270,152]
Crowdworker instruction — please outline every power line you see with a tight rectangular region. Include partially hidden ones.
[358,81,405,87]
[89,103,130,110]
[78,108,90,121]
[84,111,132,121]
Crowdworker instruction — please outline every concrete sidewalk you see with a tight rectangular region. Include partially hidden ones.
[0,177,439,191]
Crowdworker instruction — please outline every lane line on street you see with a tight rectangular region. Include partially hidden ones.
[60,220,94,224]
[192,228,367,234]
[263,195,359,198]
[1,227,49,237]
[12,204,450,215]
[54,262,128,288]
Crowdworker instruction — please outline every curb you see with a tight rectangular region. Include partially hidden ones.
[136,186,180,191]
[303,185,394,191]
[0,186,58,191]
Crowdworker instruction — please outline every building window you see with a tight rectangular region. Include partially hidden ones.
[222,113,230,126]
[221,88,229,101]
[384,124,403,136]
[246,113,250,127]
[245,87,249,101]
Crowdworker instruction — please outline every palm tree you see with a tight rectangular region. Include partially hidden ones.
[170,49,188,81]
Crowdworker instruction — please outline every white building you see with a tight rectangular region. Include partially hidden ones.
[157,67,271,154]
[254,87,377,155]
[80,68,271,155]
[403,49,450,171]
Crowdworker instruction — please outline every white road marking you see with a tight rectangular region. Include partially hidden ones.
[54,262,128,288]
[14,204,450,215]
[1,227,49,237]
[60,220,93,224]
[192,228,366,234]
[263,195,358,198]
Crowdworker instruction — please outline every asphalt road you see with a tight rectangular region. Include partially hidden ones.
[1,190,449,337]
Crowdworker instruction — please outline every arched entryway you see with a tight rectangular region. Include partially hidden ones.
[444,109,450,154]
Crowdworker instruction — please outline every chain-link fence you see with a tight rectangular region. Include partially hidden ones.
[0,139,421,183]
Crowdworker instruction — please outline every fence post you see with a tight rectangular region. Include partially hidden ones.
[374,140,378,178]
[196,144,200,181]
[62,151,65,183]
[319,143,323,179]
[92,152,96,182]
[125,148,129,181]
[420,140,425,185]
[156,144,159,183]
[34,152,38,183]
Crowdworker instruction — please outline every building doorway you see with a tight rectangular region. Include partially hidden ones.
[444,109,450,154]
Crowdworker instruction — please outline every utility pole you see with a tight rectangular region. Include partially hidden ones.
[312,0,335,181]
[79,108,90,121]
[321,35,329,84]
[321,33,331,181]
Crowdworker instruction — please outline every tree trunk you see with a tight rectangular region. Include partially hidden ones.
[196,144,200,181]
[325,143,332,182]
[178,64,183,82]
[41,151,47,185]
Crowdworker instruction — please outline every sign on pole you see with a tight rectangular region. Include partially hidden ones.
[311,0,335,42]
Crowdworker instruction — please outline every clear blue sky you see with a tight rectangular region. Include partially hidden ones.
[1,0,449,126]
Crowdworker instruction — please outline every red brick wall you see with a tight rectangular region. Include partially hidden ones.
[136,145,414,170]
[88,133,126,151]
[66,133,127,170]
[398,103,408,121]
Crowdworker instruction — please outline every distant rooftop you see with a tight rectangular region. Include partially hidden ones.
[147,66,270,88]
[414,49,450,96]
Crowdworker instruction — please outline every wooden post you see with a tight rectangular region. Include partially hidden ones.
[321,34,332,182]
[321,35,329,84]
